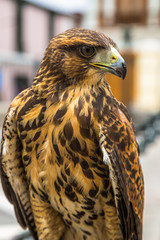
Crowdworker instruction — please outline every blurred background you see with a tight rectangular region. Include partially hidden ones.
[0,0,160,239]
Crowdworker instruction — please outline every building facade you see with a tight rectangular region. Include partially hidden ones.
[0,0,83,102]
[1,0,160,113]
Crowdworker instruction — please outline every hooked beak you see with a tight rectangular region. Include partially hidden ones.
[89,46,127,80]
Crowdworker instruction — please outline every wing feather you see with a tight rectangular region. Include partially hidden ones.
[100,99,144,240]
[0,105,38,240]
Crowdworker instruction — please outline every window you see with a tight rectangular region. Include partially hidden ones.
[98,0,148,26]
[115,0,147,24]
[14,75,29,96]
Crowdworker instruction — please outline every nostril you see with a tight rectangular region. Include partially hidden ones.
[112,56,117,62]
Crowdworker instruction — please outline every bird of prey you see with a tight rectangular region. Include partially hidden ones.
[0,28,144,240]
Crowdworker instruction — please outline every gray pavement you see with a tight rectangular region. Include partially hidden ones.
[0,184,23,240]
[141,136,160,240]
[0,136,160,239]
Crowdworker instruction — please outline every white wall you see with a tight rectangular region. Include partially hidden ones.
[0,0,16,52]
[23,4,49,59]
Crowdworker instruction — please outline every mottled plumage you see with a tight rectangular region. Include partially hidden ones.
[0,28,144,240]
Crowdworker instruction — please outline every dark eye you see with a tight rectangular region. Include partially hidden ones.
[79,46,96,58]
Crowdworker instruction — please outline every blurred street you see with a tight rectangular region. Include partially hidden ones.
[0,135,160,239]
[0,185,23,240]
[141,136,160,240]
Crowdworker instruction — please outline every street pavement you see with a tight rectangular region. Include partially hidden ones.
[0,184,23,240]
[0,136,160,240]
[141,136,160,240]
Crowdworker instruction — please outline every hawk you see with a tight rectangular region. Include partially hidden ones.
[0,28,144,240]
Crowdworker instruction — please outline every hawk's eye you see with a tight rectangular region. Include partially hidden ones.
[79,46,96,58]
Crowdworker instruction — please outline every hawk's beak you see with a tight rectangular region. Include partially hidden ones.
[89,47,127,80]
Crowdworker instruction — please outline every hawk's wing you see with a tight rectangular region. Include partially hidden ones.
[0,99,38,239]
[100,100,144,240]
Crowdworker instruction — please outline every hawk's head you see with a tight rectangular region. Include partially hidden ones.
[33,28,126,94]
